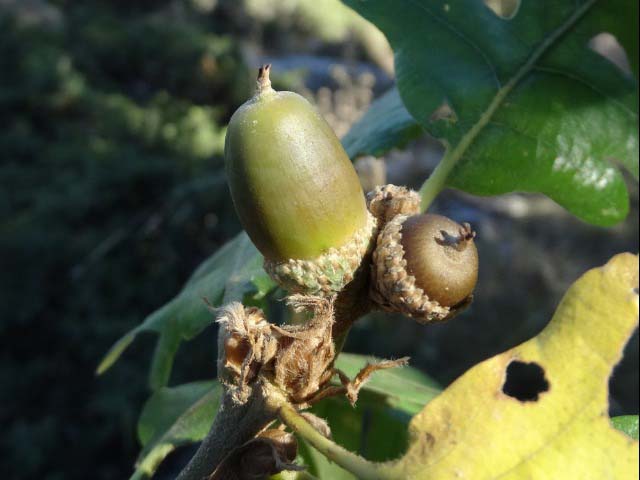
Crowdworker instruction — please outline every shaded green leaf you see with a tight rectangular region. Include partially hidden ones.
[131,381,221,480]
[611,415,639,440]
[344,0,638,225]
[96,330,136,376]
[342,87,423,160]
[97,232,273,389]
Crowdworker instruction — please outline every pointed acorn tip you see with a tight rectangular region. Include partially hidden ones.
[257,64,272,93]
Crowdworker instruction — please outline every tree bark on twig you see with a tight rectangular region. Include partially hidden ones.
[176,384,280,480]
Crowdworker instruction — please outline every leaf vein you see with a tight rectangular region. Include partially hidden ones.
[403,0,501,89]
[532,65,637,118]
[420,0,599,209]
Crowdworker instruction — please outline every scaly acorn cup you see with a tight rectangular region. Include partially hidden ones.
[225,65,376,295]
[366,184,421,223]
[371,213,478,322]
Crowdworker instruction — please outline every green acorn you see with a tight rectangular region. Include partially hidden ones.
[225,65,376,295]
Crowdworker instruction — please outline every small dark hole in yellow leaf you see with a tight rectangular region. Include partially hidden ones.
[502,361,549,402]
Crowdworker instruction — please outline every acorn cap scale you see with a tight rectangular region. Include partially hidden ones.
[225,65,368,263]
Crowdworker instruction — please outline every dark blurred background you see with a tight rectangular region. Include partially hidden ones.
[0,1,637,479]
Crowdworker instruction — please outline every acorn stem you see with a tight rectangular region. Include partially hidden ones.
[278,403,394,480]
[256,64,273,94]
[417,146,453,211]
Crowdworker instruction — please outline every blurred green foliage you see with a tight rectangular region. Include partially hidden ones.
[0,2,388,477]
[0,4,250,478]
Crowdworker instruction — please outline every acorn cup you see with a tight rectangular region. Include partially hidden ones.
[371,213,478,322]
[225,65,376,296]
[366,184,421,223]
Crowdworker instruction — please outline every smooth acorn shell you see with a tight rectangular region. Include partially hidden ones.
[225,84,367,262]
[400,214,478,307]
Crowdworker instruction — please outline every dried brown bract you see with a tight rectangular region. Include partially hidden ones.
[216,296,337,405]
[216,303,279,402]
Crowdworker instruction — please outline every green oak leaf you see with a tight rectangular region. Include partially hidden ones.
[97,232,274,389]
[343,0,638,225]
[342,87,424,159]
[130,381,221,480]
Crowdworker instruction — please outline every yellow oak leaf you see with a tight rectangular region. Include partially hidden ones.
[388,253,639,479]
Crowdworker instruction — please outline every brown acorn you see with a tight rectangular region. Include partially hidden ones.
[371,213,478,322]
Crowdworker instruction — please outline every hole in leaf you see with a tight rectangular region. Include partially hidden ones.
[429,101,457,124]
[484,0,520,19]
[588,32,632,75]
[503,361,549,402]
